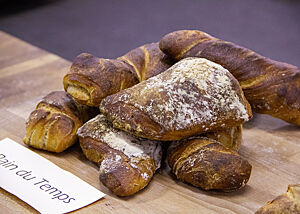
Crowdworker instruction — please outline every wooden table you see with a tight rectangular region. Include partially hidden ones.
[0,31,299,214]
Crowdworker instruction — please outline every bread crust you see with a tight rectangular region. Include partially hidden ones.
[119,42,174,81]
[23,91,98,152]
[167,137,252,191]
[63,53,139,106]
[77,114,162,196]
[255,184,300,214]
[202,125,242,151]
[100,58,252,141]
[159,30,300,126]
[63,43,173,106]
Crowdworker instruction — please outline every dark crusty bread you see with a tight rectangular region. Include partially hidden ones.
[63,43,173,106]
[23,91,98,153]
[255,184,300,214]
[100,57,252,141]
[63,54,138,106]
[118,42,174,81]
[77,114,162,196]
[202,125,242,151]
[159,30,300,126]
[167,137,252,191]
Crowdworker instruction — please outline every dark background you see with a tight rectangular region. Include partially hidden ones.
[0,0,299,66]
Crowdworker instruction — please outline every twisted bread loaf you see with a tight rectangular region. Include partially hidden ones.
[63,55,138,106]
[77,114,162,196]
[63,43,173,106]
[23,91,98,153]
[159,30,300,126]
[255,184,300,214]
[100,57,252,141]
[167,137,252,191]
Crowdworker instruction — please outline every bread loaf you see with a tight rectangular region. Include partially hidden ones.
[202,125,242,151]
[118,42,174,81]
[63,55,138,107]
[63,43,173,106]
[167,137,252,191]
[77,114,162,196]
[23,91,98,152]
[255,184,300,214]
[100,57,252,141]
[159,30,300,126]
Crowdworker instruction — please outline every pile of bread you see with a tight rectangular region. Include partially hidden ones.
[23,30,300,213]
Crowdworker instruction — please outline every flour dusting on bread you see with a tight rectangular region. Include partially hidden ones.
[112,57,250,131]
[77,114,162,169]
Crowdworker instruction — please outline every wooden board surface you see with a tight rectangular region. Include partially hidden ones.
[0,31,299,214]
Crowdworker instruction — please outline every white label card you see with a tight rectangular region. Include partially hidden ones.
[0,138,105,214]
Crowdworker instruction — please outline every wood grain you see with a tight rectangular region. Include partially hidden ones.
[0,31,299,214]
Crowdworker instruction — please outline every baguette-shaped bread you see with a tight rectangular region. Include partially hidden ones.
[202,125,242,151]
[77,114,162,197]
[63,43,173,106]
[255,184,300,214]
[159,30,300,126]
[23,91,98,153]
[100,57,252,141]
[167,137,252,191]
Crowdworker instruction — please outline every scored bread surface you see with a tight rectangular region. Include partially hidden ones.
[167,137,252,191]
[24,91,83,153]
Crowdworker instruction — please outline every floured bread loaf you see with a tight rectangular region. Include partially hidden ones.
[167,137,252,191]
[100,57,252,141]
[77,114,162,196]
[159,30,300,126]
